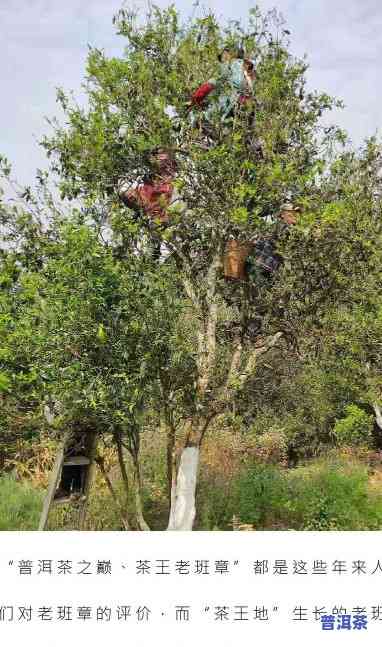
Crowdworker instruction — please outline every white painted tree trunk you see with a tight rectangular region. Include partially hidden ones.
[374,403,382,430]
[167,447,200,531]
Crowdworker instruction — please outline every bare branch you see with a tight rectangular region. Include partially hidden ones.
[222,331,243,399]
[182,273,201,309]
[238,332,284,388]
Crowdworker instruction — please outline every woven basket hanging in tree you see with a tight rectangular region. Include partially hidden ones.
[223,240,253,280]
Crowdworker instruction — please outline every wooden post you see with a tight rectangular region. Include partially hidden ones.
[38,431,71,531]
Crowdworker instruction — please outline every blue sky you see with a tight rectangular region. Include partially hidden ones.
[1,0,381,187]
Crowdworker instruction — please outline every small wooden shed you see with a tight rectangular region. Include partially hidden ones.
[39,430,98,530]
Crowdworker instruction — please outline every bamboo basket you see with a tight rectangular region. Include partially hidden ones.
[223,240,253,280]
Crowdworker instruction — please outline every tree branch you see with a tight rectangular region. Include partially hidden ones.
[95,455,131,530]
[221,331,243,400]
[238,332,284,389]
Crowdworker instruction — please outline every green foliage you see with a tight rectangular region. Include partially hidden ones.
[251,428,288,465]
[334,405,374,447]
[0,476,43,530]
[40,2,347,262]
[288,458,382,530]
[0,371,10,392]
[197,452,382,530]
[0,211,193,454]
[236,463,285,527]
[196,473,237,530]
[235,457,382,530]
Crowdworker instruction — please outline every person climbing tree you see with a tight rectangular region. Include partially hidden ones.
[119,148,176,223]
[189,47,256,133]
[249,203,300,277]
[119,148,183,260]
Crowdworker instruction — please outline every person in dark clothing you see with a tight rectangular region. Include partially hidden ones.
[249,203,300,279]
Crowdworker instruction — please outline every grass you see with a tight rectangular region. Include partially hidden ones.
[197,454,382,530]
[2,452,382,531]
[0,474,43,530]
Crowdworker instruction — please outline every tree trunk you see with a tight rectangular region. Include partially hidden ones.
[95,455,131,530]
[167,446,200,530]
[163,412,177,511]
[132,457,150,531]
[374,403,382,431]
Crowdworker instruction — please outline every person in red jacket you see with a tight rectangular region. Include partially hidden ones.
[119,149,177,224]
[119,149,185,261]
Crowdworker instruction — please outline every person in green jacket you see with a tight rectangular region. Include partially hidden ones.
[189,47,256,129]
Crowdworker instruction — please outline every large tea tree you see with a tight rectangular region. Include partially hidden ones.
[41,5,382,529]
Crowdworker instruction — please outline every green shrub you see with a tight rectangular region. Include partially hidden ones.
[334,404,374,447]
[196,473,238,530]
[235,456,382,530]
[286,459,382,530]
[0,475,43,530]
[253,429,288,465]
[236,464,287,528]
